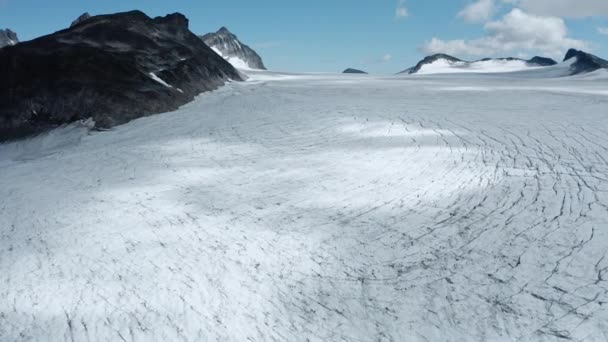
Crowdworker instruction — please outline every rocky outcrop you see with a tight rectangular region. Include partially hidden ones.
[71,12,92,27]
[0,11,243,141]
[563,49,608,75]
[343,68,367,74]
[200,27,266,70]
[528,56,558,67]
[0,29,18,48]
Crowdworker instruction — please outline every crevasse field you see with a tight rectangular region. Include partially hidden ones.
[1,71,608,341]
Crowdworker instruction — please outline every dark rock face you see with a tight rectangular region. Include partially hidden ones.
[403,53,557,74]
[0,11,243,141]
[563,49,608,75]
[71,12,92,27]
[343,68,367,74]
[200,27,266,70]
[0,29,18,48]
[528,56,557,66]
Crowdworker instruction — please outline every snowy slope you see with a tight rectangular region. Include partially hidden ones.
[504,57,583,78]
[416,58,542,74]
[1,73,608,341]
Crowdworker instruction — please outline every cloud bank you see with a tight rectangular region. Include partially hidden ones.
[421,0,595,59]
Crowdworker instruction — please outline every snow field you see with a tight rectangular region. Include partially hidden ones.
[1,72,608,341]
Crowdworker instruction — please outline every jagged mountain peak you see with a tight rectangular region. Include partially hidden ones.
[71,12,92,27]
[217,26,232,34]
[0,29,19,48]
[563,49,608,75]
[200,27,266,70]
[564,48,583,61]
[154,12,189,29]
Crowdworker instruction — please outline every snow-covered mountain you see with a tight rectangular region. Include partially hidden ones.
[343,68,368,74]
[0,29,18,48]
[200,27,266,70]
[402,53,557,74]
[503,49,608,78]
[70,12,92,27]
[0,11,243,141]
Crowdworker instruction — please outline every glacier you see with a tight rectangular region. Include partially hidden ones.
[1,71,607,341]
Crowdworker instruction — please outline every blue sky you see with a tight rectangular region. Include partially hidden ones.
[1,0,606,73]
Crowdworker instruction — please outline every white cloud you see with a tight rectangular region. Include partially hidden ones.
[507,0,608,18]
[422,9,588,59]
[395,0,409,19]
[383,54,393,62]
[598,27,608,35]
[459,0,497,23]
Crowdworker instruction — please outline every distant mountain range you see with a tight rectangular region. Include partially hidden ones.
[200,27,266,70]
[0,11,243,141]
[402,50,607,76]
[401,54,557,74]
[0,29,19,48]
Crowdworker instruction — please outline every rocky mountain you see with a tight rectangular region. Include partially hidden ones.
[343,68,367,74]
[402,53,557,74]
[564,49,608,75]
[200,27,266,70]
[71,12,92,27]
[528,56,558,67]
[0,11,243,141]
[0,29,18,48]
[401,54,463,74]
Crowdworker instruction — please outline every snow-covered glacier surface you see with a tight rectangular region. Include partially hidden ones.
[1,72,608,342]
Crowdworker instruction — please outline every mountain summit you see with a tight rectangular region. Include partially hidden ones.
[71,12,92,27]
[563,49,608,75]
[0,29,18,48]
[200,27,266,70]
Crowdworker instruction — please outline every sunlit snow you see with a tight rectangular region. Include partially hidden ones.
[148,72,173,88]
[1,71,607,341]
[417,58,542,74]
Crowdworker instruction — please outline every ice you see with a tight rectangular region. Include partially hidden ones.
[1,72,608,341]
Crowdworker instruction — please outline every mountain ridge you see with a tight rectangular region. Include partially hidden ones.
[200,27,266,70]
[0,11,243,141]
[563,49,608,75]
[402,53,557,74]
